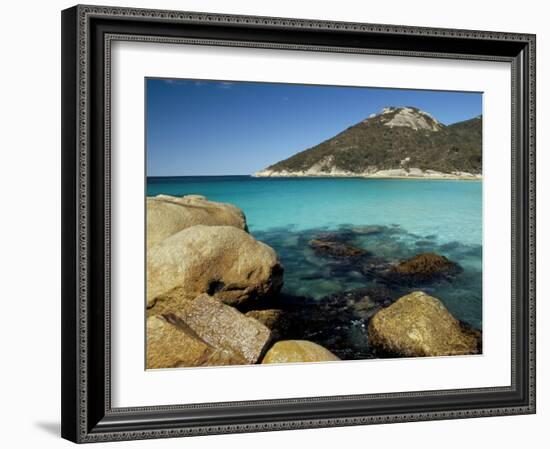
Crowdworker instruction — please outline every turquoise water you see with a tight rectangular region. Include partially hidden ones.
[148,176,482,330]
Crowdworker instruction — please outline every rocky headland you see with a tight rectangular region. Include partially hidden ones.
[253,107,482,180]
[146,194,481,369]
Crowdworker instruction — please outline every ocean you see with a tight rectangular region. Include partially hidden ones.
[147,176,482,330]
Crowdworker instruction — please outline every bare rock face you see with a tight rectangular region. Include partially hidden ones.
[146,315,245,369]
[172,294,272,364]
[147,225,284,314]
[382,107,444,132]
[367,291,480,357]
[261,340,340,364]
[147,194,248,249]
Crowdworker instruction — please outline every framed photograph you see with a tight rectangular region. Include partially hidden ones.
[61,4,536,443]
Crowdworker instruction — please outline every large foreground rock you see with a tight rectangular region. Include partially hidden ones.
[173,294,272,364]
[147,225,283,313]
[147,194,247,248]
[146,315,246,368]
[261,340,340,364]
[368,291,480,357]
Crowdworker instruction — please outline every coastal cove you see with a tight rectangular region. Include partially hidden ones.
[147,176,482,245]
[147,176,482,361]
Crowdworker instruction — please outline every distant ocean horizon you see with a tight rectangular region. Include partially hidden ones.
[147,175,482,330]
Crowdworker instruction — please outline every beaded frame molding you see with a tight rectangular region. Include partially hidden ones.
[61,4,536,443]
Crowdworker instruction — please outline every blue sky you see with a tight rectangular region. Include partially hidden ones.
[146,78,482,176]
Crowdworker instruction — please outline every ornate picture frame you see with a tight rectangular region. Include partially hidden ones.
[61,4,536,443]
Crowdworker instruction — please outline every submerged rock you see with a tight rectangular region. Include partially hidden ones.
[146,315,246,368]
[172,294,272,364]
[389,252,462,284]
[147,194,248,248]
[313,230,356,242]
[309,239,367,258]
[147,225,283,314]
[266,288,395,360]
[261,340,340,364]
[351,225,385,235]
[358,256,393,280]
[352,296,383,320]
[367,291,480,357]
[323,286,395,310]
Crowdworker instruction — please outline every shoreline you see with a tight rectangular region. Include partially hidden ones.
[251,172,482,181]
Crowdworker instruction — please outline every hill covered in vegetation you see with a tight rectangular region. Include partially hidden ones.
[253,107,482,179]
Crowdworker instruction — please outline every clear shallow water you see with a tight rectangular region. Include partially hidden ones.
[148,176,482,330]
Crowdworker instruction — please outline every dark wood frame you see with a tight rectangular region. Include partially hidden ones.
[61,4,536,443]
